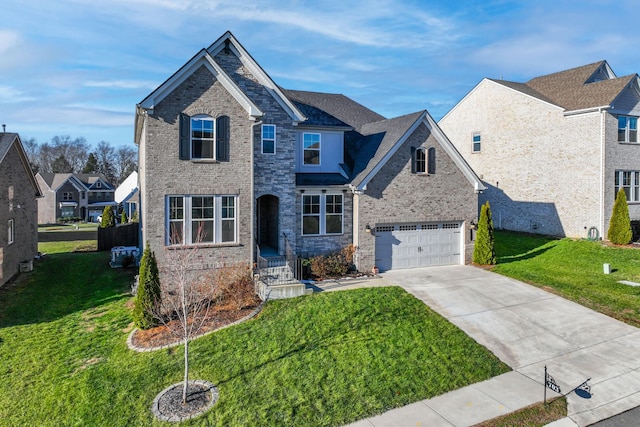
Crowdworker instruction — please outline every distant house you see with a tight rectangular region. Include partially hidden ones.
[0,132,41,286]
[115,171,138,220]
[134,31,483,297]
[35,173,116,223]
[440,61,640,238]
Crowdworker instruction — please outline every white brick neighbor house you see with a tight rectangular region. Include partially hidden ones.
[0,132,41,286]
[134,32,483,295]
[440,61,640,239]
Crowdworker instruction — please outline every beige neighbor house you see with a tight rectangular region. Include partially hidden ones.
[0,132,41,286]
[135,31,484,298]
[440,61,640,239]
[36,173,116,224]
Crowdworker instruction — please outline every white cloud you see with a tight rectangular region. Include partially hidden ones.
[84,80,157,90]
[0,30,21,54]
[0,85,35,103]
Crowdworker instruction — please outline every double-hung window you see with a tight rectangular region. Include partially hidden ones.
[303,133,320,165]
[8,219,14,245]
[618,116,638,143]
[302,193,343,235]
[191,116,215,159]
[615,170,640,202]
[262,124,276,154]
[472,133,481,152]
[415,148,426,174]
[167,195,237,245]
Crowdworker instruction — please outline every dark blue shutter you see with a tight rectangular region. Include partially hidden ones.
[428,147,436,174]
[216,115,230,161]
[410,147,416,174]
[179,113,190,160]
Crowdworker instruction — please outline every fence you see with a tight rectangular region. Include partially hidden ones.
[97,222,139,251]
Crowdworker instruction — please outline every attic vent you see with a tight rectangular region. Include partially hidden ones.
[223,39,231,55]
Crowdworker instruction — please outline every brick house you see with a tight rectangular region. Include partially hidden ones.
[440,61,640,239]
[0,132,41,286]
[36,173,116,223]
[134,32,483,296]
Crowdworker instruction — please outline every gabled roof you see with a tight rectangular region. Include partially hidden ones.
[283,89,385,132]
[0,132,41,196]
[115,171,138,203]
[348,111,484,192]
[489,60,638,112]
[37,173,113,192]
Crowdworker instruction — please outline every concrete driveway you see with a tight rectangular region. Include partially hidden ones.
[378,265,640,426]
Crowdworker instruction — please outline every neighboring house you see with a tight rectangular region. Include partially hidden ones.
[115,171,138,220]
[134,31,483,294]
[440,61,640,239]
[0,132,41,286]
[35,173,116,223]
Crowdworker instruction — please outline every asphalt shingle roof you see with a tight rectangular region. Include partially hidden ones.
[0,132,20,163]
[491,60,637,111]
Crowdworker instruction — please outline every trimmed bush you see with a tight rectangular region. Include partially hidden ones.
[608,189,632,245]
[120,210,128,224]
[473,201,496,265]
[132,244,161,330]
[100,205,116,228]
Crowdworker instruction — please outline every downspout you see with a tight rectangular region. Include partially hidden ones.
[250,118,263,266]
[599,108,606,239]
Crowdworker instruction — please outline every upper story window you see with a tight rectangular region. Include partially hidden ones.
[8,219,14,245]
[81,192,85,200]
[262,124,276,154]
[415,148,426,174]
[615,170,640,202]
[62,192,74,201]
[303,133,321,165]
[167,195,237,246]
[179,113,230,161]
[96,182,102,188]
[302,193,343,235]
[472,133,481,152]
[191,116,215,159]
[618,116,638,143]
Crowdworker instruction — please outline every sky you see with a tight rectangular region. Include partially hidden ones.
[2,0,639,149]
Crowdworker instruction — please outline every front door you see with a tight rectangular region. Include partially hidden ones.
[257,195,279,253]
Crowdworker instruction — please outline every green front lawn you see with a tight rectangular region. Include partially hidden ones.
[493,231,640,327]
[0,244,508,426]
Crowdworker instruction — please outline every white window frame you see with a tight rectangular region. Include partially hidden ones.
[191,115,216,160]
[303,133,321,166]
[301,193,343,236]
[472,132,481,152]
[615,170,640,202]
[261,124,276,154]
[166,195,237,246]
[8,219,14,245]
[618,115,638,143]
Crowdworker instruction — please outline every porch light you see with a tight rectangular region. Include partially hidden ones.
[365,223,372,233]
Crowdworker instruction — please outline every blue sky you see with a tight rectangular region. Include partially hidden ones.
[2,0,639,148]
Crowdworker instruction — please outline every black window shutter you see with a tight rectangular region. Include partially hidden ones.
[216,115,230,161]
[428,147,436,174]
[179,113,190,160]
[410,147,416,174]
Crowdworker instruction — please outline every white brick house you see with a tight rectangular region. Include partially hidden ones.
[440,61,640,239]
[134,32,483,294]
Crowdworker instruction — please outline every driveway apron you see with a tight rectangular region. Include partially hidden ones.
[380,265,640,426]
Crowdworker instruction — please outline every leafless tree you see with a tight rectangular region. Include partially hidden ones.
[114,145,137,184]
[155,226,216,404]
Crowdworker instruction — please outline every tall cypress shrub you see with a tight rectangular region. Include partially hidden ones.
[133,243,161,330]
[473,201,496,265]
[100,205,116,228]
[608,189,632,245]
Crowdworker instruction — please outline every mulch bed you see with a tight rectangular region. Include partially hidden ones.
[153,380,218,422]
[130,303,260,349]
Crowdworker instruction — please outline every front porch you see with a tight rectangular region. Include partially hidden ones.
[254,236,311,300]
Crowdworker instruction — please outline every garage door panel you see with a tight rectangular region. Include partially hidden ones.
[375,222,461,271]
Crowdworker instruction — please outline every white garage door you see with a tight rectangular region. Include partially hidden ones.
[374,222,462,271]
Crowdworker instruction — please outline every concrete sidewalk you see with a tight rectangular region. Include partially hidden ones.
[320,265,640,427]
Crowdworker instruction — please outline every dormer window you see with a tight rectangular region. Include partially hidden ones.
[618,116,638,143]
[303,133,320,165]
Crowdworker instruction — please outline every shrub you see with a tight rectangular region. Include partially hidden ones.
[100,205,116,228]
[208,264,258,311]
[608,189,633,245]
[473,201,496,265]
[132,244,161,330]
[131,210,139,223]
[120,210,128,224]
[310,246,354,279]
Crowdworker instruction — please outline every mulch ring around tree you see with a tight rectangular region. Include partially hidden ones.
[128,302,263,352]
[152,380,218,422]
